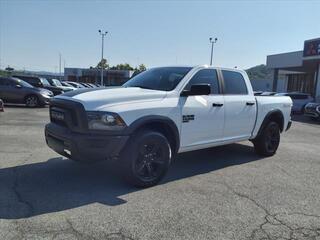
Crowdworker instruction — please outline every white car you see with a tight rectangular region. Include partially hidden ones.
[275,92,313,113]
[45,65,292,187]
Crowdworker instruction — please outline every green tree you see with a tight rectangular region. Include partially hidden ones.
[110,63,134,71]
[96,58,109,70]
[138,64,146,72]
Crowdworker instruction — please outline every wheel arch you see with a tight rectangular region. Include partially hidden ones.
[256,109,285,137]
[127,115,180,155]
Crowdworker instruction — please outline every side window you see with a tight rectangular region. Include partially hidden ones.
[222,70,248,95]
[185,69,219,94]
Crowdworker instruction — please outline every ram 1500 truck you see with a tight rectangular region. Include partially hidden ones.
[45,66,292,187]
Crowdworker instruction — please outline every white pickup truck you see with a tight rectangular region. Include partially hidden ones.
[45,65,292,187]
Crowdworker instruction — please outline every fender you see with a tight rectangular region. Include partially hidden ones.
[125,115,180,153]
[256,109,284,138]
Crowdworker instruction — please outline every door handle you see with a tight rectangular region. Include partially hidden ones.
[246,101,255,106]
[212,103,223,107]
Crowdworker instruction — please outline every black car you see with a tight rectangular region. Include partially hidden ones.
[12,75,65,95]
[304,102,320,120]
[0,77,53,107]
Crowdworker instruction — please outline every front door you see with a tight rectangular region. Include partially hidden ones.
[180,69,225,149]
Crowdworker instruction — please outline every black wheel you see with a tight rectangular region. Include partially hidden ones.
[25,95,39,107]
[253,121,280,156]
[120,130,172,188]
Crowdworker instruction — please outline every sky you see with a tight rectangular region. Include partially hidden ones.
[0,0,320,72]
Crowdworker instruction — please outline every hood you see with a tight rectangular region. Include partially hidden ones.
[56,87,167,110]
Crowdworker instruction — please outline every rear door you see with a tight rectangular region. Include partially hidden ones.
[221,70,256,140]
[180,68,225,149]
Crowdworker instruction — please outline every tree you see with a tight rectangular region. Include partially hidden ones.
[96,58,109,70]
[110,63,134,71]
[138,64,146,72]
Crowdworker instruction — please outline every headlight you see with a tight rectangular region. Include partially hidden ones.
[316,106,320,113]
[87,111,126,130]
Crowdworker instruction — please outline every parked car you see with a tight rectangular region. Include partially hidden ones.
[275,92,313,113]
[79,82,92,88]
[86,83,97,88]
[304,102,320,120]
[0,77,53,107]
[12,75,65,95]
[61,81,76,88]
[0,98,4,111]
[48,78,75,91]
[45,65,292,187]
[65,81,85,89]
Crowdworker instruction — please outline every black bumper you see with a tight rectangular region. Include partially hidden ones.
[45,123,129,163]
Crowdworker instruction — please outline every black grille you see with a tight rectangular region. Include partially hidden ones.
[49,98,87,132]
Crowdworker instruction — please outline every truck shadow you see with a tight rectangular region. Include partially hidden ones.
[0,143,263,219]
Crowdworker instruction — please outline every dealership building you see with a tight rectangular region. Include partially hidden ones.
[267,38,320,101]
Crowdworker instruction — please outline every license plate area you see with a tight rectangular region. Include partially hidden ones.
[51,110,65,121]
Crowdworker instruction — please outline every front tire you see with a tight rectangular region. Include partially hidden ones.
[120,130,172,188]
[25,95,39,107]
[253,121,280,156]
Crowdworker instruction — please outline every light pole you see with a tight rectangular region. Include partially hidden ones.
[98,30,108,86]
[209,37,218,66]
[59,53,62,81]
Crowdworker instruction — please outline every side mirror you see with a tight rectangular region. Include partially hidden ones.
[15,84,22,88]
[181,84,211,96]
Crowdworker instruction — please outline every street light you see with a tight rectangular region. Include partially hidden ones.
[209,37,218,66]
[98,30,108,86]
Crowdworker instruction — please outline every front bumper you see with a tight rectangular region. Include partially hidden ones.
[39,94,52,105]
[45,123,129,163]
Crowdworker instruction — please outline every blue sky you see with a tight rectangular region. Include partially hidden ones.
[0,0,320,72]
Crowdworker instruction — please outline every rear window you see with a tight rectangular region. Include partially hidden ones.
[222,70,248,95]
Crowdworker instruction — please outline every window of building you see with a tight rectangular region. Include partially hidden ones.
[222,70,248,95]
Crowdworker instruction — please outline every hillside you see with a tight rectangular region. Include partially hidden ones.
[246,64,273,80]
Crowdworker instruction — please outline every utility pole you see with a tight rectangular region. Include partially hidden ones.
[209,37,218,66]
[98,30,108,86]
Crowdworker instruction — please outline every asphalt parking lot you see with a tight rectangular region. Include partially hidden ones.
[0,107,320,240]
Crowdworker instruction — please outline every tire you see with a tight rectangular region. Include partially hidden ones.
[120,130,172,188]
[253,121,280,157]
[25,95,39,107]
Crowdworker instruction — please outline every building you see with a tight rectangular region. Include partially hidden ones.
[267,38,320,101]
[64,68,134,86]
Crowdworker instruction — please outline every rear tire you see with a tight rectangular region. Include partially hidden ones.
[253,121,280,156]
[25,95,39,107]
[120,130,172,188]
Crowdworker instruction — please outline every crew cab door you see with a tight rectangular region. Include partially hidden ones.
[221,70,256,140]
[180,69,224,150]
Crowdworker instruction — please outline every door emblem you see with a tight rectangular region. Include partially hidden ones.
[183,115,195,123]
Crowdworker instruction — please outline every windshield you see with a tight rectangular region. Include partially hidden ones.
[12,78,34,88]
[123,67,192,91]
[40,78,51,87]
[52,79,62,86]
